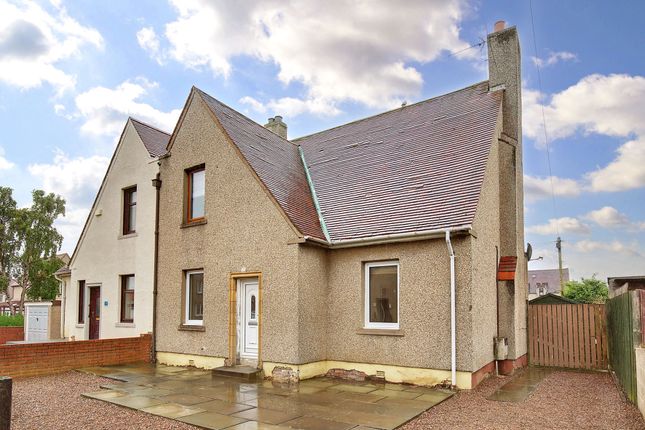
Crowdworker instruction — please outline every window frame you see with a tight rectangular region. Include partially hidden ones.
[120,274,135,323]
[77,280,85,324]
[122,186,137,235]
[364,260,400,330]
[185,270,204,326]
[185,165,205,224]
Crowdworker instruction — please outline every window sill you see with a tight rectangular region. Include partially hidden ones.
[118,232,138,240]
[356,328,405,336]
[75,324,85,328]
[181,219,207,229]
[179,324,205,332]
[115,322,135,328]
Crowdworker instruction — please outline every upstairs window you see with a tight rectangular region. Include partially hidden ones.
[123,186,137,235]
[186,166,205,223]
[120,275,135,323]
[185,270,204,325]
[364,261,399,329]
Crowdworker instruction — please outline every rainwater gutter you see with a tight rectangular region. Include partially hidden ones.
[303,225,472,249]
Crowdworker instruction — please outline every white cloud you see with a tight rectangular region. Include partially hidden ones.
[144,0,473,113]
[531,51,577,68]
[0,146,14,170]
[586,138,645,192]
[524,174,581,202]
[584,206,629,228]
[0,1,103,93]
[527,217,591,236]
[136,27,163,64]
[28,150,108,207]
[573,240,642,257]
[524,74,645,192]
[28,150,110,253]
[584,206,645,231]
[524,74,645,142]
[240,95,341,117]
[74,78,180,137]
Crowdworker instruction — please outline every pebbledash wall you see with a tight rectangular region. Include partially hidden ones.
[64,120,158,341]
[154,85,527,389]
[0,334,151,378]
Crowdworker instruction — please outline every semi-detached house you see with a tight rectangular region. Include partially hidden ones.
[152,23,528,389]
[59,118,169,341]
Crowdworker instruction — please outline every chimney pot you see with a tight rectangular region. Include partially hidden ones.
[264,115,288,139]
[494,20,506,32]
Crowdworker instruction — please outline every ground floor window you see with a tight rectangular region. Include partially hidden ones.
[78,280,85,324]
[185,270,204,325]
[364,261,399,329]
[120,275,135,323]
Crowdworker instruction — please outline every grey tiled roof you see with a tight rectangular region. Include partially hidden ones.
[194,81,501,242]
[296,81,502,241]
[197,89,326,239]
[131,118,171,157]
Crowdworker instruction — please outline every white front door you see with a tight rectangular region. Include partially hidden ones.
[238,278,259,361]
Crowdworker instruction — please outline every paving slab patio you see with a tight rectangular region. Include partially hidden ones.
[486,367,552,402]
[79,363,454,429]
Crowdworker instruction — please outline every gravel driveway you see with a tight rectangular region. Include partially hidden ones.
[11,371,198,430]
[9,368,645,429]
[402,369,645,430]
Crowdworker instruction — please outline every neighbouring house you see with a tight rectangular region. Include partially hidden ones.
[0,280,22,315]
[608,276,645,298]
[60,118,170,340]
[529,293,576,305]
[154,22,527,389]
[528,268,570,301]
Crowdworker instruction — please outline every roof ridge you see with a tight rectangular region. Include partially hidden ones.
[129,116,172,136]
[193,87,299,147]
[292,80,491,142]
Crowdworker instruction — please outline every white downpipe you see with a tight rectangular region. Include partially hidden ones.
[445,230,457,387]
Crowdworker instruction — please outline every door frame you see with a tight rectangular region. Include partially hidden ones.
[228,272,262,367]
[88,285,101,340]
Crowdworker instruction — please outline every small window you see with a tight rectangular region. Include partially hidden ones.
[78,280,85,324]
[186,166,205,223]
[185,270,204,325]
[123,186,137,234]
[250,295,256,320]
[120,275,135,323]
[364,261,399,329]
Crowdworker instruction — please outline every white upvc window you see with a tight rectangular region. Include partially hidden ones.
[364,261,400,329]
[185,270,204,325]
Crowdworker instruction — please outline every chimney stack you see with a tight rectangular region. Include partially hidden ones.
[264,116,288,139]
[487,21,521,142]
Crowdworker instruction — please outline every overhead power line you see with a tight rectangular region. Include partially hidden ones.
[529,0,560,237]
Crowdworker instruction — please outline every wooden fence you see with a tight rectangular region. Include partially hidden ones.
[606,292,638,403]
[528,304,608,370]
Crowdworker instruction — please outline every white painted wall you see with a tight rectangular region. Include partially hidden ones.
[63,120,158,340]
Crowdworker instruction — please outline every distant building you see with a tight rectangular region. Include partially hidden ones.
[528,268,570,301]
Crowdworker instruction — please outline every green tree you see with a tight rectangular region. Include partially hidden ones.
[0,187,18,296]
[11,190,65,312]
[562,276,609,303]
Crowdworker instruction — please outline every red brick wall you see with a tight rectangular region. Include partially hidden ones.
[0,334,151,378]
[0,327,23,344]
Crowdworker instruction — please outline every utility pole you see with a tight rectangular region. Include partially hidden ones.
[556,236,564,291]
